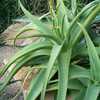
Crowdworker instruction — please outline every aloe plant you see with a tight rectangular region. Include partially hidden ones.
[0,0,100,100]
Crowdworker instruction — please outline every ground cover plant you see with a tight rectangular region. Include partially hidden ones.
[0,0,100,100]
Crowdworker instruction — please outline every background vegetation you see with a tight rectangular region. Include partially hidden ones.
[0,0,95,33]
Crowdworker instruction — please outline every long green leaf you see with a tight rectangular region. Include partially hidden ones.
[73,44,100,57]
[47,79,84,91]
[69,64,90,79]
[84,85,100,100]
[57,0,70,32]
[19,0,54,38]
[41,44,63,100]
[75,88,86,100]
[26,44,62,100]
[0,49,50,92]
[69,1,100,47]
[57,48,72,100]
[0,41,52,76]
[71,0,77,16]
[12,24,58,45]
[26,69,46,100]
[78,23,100,82]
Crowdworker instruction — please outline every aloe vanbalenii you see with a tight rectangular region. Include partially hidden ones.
[0,0,100,100]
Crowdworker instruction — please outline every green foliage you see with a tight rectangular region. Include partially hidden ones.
[0,0,96,33]
[0,0,20,33]
[0,0,100,100]
[0,0,51,34]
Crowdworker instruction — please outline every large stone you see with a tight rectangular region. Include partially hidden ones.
[2,22,38,46]
[0,22,56,100]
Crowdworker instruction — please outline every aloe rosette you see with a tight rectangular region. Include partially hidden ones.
[0,0,100,100]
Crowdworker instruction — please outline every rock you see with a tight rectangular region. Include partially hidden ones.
[0,22,40,99]
[0,22,56,100]
[0,82,24,100]
[0,46,18,65]
[2,22,39,46]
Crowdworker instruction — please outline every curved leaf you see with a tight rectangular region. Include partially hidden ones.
[0,41,52,76]
[78,23,100,81]
[41,44,63,100]
[0,49,50,92]
[69,64,90,79]
[19,0,54,38]
[84,85,100,100]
